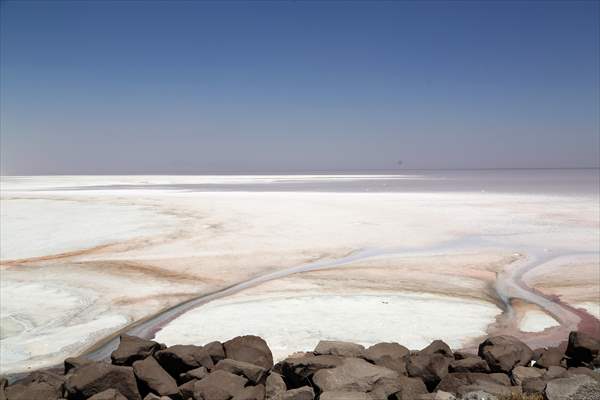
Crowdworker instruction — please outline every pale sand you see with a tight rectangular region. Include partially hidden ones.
[1,175,598,373]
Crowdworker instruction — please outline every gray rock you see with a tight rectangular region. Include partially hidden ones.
[214,358,268,383]
[132,356,178,397]
[567,367,600,381]
[88,389,128,400]
[320,392,372,400]
[436,372,518,397]
[4,372,64,400]
[315,341,366,358]
[193,370,248,400]
[224,336,274,370]
[64,356,92,374]
[568,381,600,400]
[277,354,342,388]
[65,362,141,400]
[176,379,196,399]
[363,342,409,375]
[110,335,161,366]
[154,344,214,376]
[546,366,569,380]
[536,347,566,369]
[281,386,314,400]
[313,357,397,392]
[421,340,453,359]
[522,378,546,394]
[511,365,544,385]
[478,335,533,373]
[460,391,499,400]
[391,376,428,400]
[546,375,597,400]
[406,353,450,391]
[232,384,266,400]
[142,394,170,400]
[566,331,600,367]
[266,372,286,400]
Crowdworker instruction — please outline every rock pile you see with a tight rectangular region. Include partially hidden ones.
[2,331,599,400]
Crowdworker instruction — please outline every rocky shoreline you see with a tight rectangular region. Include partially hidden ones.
[2,331,599,400]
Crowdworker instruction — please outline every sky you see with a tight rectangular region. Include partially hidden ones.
[0,1,598,174]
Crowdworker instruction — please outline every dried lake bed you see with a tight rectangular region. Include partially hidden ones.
[1,171,599,373]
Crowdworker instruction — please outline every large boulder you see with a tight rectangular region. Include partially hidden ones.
[154,344,214,376]
[64,356,92,374]
[176,379,196,399]
[276,354,343,388]
[179,366,208,383]
[224,336,274,370]
[566,367,600,381]
[111,335,161,366]
[4,371,64,400]
[566,331,600,367]
[522,378,546,394]
[132,356,178,397]
[362,342,409,375]
[87,389,128,400]
[449,357,490,373]
[65,362,141,400]
[535,347,565,369]
[265,372,286,400]
[313,357,397,393]
[214,358,267,383]
[545,375,598,400]
[420,340,453,359]
[436,372,518,397]
[391,376,428,400]
[233,384,266,400]
[281,386,314,400]
[314,341,365,358]
[193,370,248,400]
[406,353,450,391]
[478,336,533,373]
[511,366,543,386]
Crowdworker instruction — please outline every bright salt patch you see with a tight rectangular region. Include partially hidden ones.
[519,310,560,333]
[576,302,600,319]
[155,292,500,360]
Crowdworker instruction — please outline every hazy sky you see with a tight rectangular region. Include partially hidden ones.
[1,1,598,174]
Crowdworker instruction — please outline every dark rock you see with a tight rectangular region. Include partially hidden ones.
[532,348,545,361]
[87,389,128,400]
[453,352,478,361]
[224,336,274,370]
[142,394,170,400]
[204,341,226,363]
[111,335,161,366]
[391,376,428,400]
[176,379,196,399]
[313,357,397,392]
[522,378,546,394]
[64,357,92,374]
[420,340,453,359]
[545,375,597,400]
[362,342,409,375]
[436,372,518,397]
[65,362,141,400]
[232,384,265,400]
[511,366,543,385]
[265,372,286,400]
[369,376,403,400]
[478,335,533,373]
[154,345,213,377]
[213,358,267,383]
[193,370,247,400]
[276,354,342,388]
[4,371,64,400]
[132,356,178,397]
[449,357,490,373]
[406,353,450,391]
[314,341,365,358]
[281,386,314,400]
[178,366,208,383]
[545,366,568,380]
[566,331,600,367]
[536,347,565,369]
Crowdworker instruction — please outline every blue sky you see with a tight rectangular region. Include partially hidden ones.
[1,1,598,174]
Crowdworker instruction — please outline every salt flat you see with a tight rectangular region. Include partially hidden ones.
[0,171,598,373]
